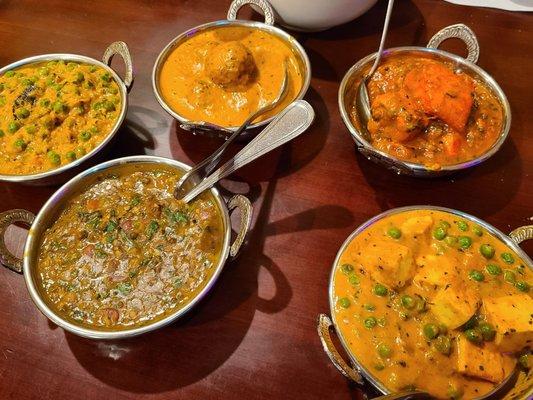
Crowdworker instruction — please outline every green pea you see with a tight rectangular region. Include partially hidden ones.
[341,263,354,274]
[468,269,484,282]
[414,296,426,313]
[363,304,375,312]
[53,101,66,113]
[500,252,515,264]
[457,221,469,231]
[65,151,76,161]
[67,62,78,70]
[423,323,440,340]
[438,220,451,229]
[74,72,84,83]
[75,147,86,158]
[486,264,502,275]
[434,335,452,355]
[515,281,530,293]
[374,363,385,371]
[433,227,447,240]
[480,244,495,259]
[0,96,6,106]
[377,317,386,327]
[25,125,37,135]
[387,227,402,239]
[39,98,51,108]
[14,138,26,151]
[338,297,351,309]
[103,101,116,112]
[101,72,111,83]
[0,129,4,138]
[364,317,377,329]
[479,322,495,341]
[15,108,30,119]
[447,385,464,400]
[0,83,4,92]
[84,80,95,89]
[8,121,20,133]
[473,225,483,236]
[89,65,97,73]
[38,66,50,76]
[89,126,99,133]
[504,270,516,283]
[377,343,392,358]
[117,282,132,295]
[463,315,478,330]
[79,131,91,142]
[145,220,159,239]
[373,283,388,297]
[518,354,531,370]
[464,328,483,344]
[349,275,360,286]
[401,295,415,310]
[4,70,15,77]
[47,150,61,165]
[444,236,458,248]
[458,236,472,249]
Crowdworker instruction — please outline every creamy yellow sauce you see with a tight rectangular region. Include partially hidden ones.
[159,26,304,127]
[0,60,121,175]
[333,210,532,399]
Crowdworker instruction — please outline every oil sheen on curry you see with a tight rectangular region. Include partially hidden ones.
[333,210,532,399]
[158,26,303,127]
[349,55,504,169]
[37,165,224,330]
[0,60,121,175]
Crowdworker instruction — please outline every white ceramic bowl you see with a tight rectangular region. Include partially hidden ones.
[266,0,378,32]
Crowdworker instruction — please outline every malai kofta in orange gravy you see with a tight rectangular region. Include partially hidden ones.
[158,26,304,127]
[333,209,532,399]
[37,165,224,330]
[349,55,504,169]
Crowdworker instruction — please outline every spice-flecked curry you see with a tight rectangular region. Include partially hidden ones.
[349,55,504,169]
[158,25,304,127]
[333,209,532,399]
[37,165,224,330]
[0,60,121,175]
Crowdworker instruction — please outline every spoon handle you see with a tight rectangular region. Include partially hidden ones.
[181,100,314,203]
[368,0,395,77]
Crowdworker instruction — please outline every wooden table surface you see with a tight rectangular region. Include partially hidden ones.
[1,1,532,399]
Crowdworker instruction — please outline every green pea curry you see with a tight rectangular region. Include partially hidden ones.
[0,60,121,175]
[37,165,224,330]
[333,209,532,399]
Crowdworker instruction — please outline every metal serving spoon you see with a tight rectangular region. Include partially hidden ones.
[177,99,314,203]
[372,364,520,400]
[355,0,395,137]
[175,64,290,199]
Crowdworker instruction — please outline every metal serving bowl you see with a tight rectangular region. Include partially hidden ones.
[318,206,533,399]
[0,41,134,185]
[152,0,311,136]
[0,155,252,339]
[339,24,512,177]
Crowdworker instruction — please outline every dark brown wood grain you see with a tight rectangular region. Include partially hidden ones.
[0,1,531,399]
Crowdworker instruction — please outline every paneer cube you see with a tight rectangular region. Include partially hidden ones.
[482,294,533,353]
[363,241,415,289]
[456,334,506,383]
[401,215,434,236]
[413,254,459,289]
[431,283,480,329]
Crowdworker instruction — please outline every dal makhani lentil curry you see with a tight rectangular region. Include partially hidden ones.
[37,165,224,330]
[349,55,504,169]
[333,209,532,399]
[0,60,121,175]
[158,26,303,127]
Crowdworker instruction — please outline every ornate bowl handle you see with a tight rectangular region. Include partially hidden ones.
[0,209,35,274]
[227,195,253,259]
[427,23,480,64]
[102,41,134,92]
[317,314,364,385]
[227,0,275,26]
[509,225,533,246]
